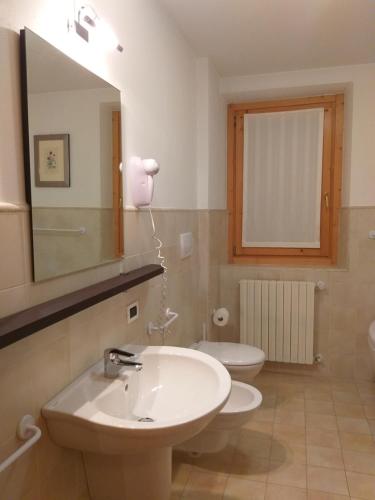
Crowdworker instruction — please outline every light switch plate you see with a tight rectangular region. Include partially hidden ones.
[180,232,193,259]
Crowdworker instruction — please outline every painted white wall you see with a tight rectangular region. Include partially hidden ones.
[196,58,226,209]
[220,63,375,208]
[0,0,198,209]
[29,87,118,208]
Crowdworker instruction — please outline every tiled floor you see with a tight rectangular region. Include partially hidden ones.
[171,371,375,499]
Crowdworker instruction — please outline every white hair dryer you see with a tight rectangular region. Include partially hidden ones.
[128,156,160,207]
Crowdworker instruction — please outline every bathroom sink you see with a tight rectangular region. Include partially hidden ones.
[42,345,231,500]
[43,345,231,452]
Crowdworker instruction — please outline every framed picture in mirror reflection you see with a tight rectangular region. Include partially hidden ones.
[34,133,70,187]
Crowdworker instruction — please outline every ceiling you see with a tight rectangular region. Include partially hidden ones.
[159,0,375,76]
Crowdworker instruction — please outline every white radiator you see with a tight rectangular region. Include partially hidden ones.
[240,280,315,364]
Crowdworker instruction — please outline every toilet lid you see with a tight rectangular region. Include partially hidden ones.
[369,321,375,348]
[192,341,265,366]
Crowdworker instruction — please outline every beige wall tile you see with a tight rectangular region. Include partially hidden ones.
[0,213,27,289]
[0,207,207,500]
[216,207,375,382]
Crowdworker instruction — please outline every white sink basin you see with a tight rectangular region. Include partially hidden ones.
[42,345,231,500]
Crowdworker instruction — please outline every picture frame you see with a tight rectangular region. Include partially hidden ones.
[34,134,70,187]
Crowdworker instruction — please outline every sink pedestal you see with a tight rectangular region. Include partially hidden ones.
[84,447,172,500]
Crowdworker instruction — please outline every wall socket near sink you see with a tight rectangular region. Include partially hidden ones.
[127,302,139,324]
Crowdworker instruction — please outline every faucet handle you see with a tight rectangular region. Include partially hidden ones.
[104,348,137,359]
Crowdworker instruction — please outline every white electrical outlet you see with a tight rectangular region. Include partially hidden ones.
[127,302,139,324]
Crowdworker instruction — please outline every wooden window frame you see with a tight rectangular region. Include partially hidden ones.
[227,94,344,266]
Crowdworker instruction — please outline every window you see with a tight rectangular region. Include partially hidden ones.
[227,95,344,265]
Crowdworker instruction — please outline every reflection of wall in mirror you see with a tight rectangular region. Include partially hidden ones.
[28,87,120,279]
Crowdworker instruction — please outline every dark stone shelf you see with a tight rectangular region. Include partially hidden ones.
[0,264,163,349]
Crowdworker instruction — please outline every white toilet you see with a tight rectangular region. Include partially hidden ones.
[368,320,375,367]
[177,380,262,453]
[191,340,266,383]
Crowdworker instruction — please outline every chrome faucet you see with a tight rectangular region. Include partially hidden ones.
[104,348,143,378]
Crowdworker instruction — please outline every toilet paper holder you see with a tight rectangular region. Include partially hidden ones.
[212,307,229,327]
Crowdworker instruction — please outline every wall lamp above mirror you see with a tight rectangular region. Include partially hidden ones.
[70,4,123,53]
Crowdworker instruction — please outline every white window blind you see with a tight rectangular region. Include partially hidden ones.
[242,108,324,248]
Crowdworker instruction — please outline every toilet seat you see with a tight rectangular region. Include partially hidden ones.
[191,341,265,367]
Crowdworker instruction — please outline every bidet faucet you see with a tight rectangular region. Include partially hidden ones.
[104,348,143,378]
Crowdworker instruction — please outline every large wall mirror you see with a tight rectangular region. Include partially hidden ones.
[20,28,123,282]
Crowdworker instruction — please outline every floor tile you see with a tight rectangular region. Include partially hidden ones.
[273,423,306,447]
[336,416,371,434]
[276,398,305,412]
[274,410,305,426]
[363,403,375,419]
[332,391,361,404]
[339,431,375,452]
[267,461,307,489]
[307,466,348,495]
[306,414,338,431]
[182,470,228,499]
[368,419,375,436]
[231,454,270,482]
[223,477,266,499]
[270,440,306,464]
[307,491,350,499]
[235,431,272,459]
[346,471,375,499]
[190,447,236,475]
[333,402,365,418]
[171,374,375,500]
[265,483,307,499]
[306,446,344,469]
[251,408,276,423]
[242,420,274,435]
[306,428,341,449]
[304,389,333,402]
[172,462,192,495]
[306,400,335,416]
[331,382,358,394]
[342,449,375,475]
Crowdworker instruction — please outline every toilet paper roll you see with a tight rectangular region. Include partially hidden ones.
[212,307,229,327]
